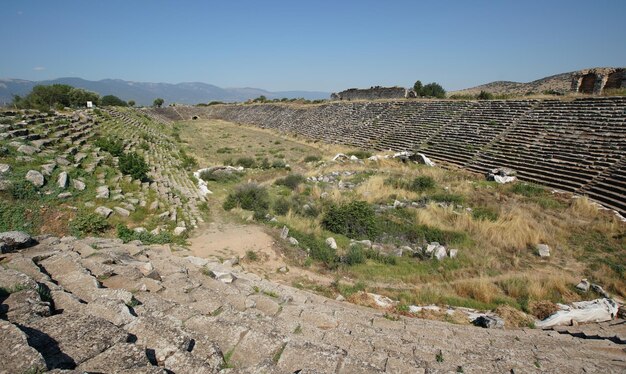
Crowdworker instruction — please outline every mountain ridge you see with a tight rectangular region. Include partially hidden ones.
[0,77,330,106]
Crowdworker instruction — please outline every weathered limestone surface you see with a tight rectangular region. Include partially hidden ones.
[1,237,624,373]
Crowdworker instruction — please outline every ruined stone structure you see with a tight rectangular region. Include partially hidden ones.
[150,97,626,217]
[2,235,625,373]
[571,67,626,94]
[331,86,415,101]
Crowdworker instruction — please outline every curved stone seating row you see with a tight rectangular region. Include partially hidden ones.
[146,97,626,216]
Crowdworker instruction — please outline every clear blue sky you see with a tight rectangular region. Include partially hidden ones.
[1,0,624,92]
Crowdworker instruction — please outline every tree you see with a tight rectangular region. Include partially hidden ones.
[100,95,127,107]
[11,84,101,110]
[127,100,136,107]
[153,98,164,108]
[413,80,423,96]
[421,82,446,98]
[477,90,494,100]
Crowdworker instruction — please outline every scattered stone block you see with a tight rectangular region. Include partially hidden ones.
[72,179,86,191]
[280,225,289,239]
[536,244,551,257]
[114,207,131,217]
[57,192,72,199]
[95,206,113,218]
[173,226,187,236]
[0,231,34,252]
[25,170,44,187]
[576,279,590,292]
[41,163,56,176]
[325,237,337,250]
[17,144,38,155]
[57,171,69,189]
[0,163,10,174]
[96,185,110,199]
[288,237,299,246]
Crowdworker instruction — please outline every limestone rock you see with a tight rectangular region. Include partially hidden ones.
[288,236,299,246]
[72,178,86,191]
[434,245,447,260]
[78,343,151,372]
[536,244,551,257]
[0,231,34,252]
[0,163,10,174]
[473,315,505,329]
[25,170,44,187]
[23,312,128,369]
[95,206,113,218]
[173,226,187,236]
[96,185,110,199]
[280,225,289,239]
[114,207,131,217]
[17,144,38,155]
[325,237,337,250]
[448,248,459,258]
[57,171,69,189]
[57,192,72,199]
[0,320,47,373]
[41,163,56,176]
[576,279,590,292]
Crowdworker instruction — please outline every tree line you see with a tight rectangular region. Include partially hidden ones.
[10,84,166,110]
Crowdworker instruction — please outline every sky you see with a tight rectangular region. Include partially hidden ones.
[1,0,625,92]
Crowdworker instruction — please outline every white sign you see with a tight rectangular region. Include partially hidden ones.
[86,101,93,108]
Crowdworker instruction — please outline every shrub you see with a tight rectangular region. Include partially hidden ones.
[10,180,38,200]
[428,193,465,205]
[235,157,256,168]
[303,155,321,163]
[216,147,233,154]
[410,176,436,192]
[364,248,398,265]
[346,150,372,159]
[407,224,467,246]
[100,95,127,107]
[345,245,366,265]
[94,136,124,157]
[477,91,494,100]
[271,159,287,169]
[273,198,291,215]
[179,150,198,170]
[289,229,337,265]
[116,224,176,244]
[274,174,305,190]
[119,152,149,181]
[510,183,545,197]
[70,212,109,236]
[246,250,259,261]
[472,206,499,221]
[322,201,379,240]
[199,169,241,183]
[223,183,269,212]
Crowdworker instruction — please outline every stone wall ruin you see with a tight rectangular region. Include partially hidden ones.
[571,67,625,94]
[330,86,415,101]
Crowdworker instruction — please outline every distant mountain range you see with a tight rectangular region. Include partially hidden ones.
[0,77,330,106]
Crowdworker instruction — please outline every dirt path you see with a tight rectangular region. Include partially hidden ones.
[188,218,332,286]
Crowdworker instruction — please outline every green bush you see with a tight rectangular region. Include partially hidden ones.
[288,229,337,265]
[477,91,494,100]
[386,175,435,192]
[235,157,256,168]
[273,198,291,215]
[407,224,467,246]
[199,169,241,183]
[223,183,269,212]
[322,201,379,240]
[346,150,372,160]
[0,201,29,232]
[271,160,287,169]
[303,155,321,163]
[179,150,198,170]
[70,212,109,236]
[428,193,465,205]
[94,136,125,157]
[510,183,545,197]
[364,248,398,265]
[472,206,499,221]
[119,152,149,181]
[100,95,127,107]
[274,174,305,190]
[10,180,38,200]
[410,176,435,192]
[345,245,366,265]
[117,224,176,244]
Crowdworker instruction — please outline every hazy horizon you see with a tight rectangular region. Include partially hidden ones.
[1,0,625,92]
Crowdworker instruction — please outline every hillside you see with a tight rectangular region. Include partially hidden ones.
[452,67,625,96]
[0,78,330,106]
